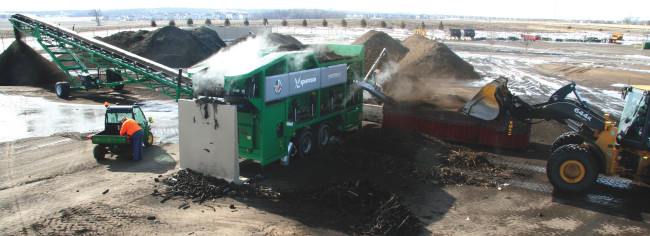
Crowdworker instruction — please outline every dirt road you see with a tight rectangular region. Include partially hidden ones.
[2,33,650,235]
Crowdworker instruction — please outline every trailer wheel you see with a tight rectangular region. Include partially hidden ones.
[55,82,70,99]
[551,132,584,153]
[316,123,331,150]
[547,144,599,192]
[144,132,154,147]
[93,145,107,161]
[297,128,314,158]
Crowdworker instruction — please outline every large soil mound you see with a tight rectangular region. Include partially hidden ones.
[0,40,67,87]
[380,35,481,104]
[398,35,479,80]
[352,30,409,75]
[100,26,226,68]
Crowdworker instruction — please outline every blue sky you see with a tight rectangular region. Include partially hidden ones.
[2,0,647,21]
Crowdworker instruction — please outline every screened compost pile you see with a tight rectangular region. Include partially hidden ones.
[381,35,481,104]
[0,40,68,87]
[352,30,409,75]
[99,26,226,68]
[397,35,480,81]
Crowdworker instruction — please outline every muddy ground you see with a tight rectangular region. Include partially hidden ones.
[2,35,650,235]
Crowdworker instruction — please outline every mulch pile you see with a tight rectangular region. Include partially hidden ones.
[155,168,419,235]
[429,150,511,187]
[0,40,68,87]
[99,26,227,68]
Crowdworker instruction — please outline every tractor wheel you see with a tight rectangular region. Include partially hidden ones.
[297,128,314,158]
[93,145,107,161]
[55,82,70,99]
[144,132,154,147]
[316,122,331,150]
[550,132,584,153]
[107,70,124,91]
[547,144,599,192]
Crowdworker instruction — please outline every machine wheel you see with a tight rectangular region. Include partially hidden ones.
[550,132,584,153]
[144,132,154,147]
[316,123,331,150]
[107,70,124,91]
[547,144,599,192]
[297,128,314,158]
[93,145,107,161]
[55,82,70,99]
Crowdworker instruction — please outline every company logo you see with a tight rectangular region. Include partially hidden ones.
[294,77,317,89]
[274,79,282,94]
[574,108,592,122]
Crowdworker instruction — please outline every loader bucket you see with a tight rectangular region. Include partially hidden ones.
[459,77,511,121]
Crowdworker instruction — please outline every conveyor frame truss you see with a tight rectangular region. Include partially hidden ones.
[9,14,193,100]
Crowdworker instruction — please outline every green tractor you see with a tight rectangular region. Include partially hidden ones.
[90,104,154,161]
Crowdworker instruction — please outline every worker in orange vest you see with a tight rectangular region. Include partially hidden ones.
[120,117,143,161]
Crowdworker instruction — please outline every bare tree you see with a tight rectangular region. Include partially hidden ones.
[89,9,102,26]
[623,17,632,26]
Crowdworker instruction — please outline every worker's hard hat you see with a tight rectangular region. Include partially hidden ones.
[104,102,109,107]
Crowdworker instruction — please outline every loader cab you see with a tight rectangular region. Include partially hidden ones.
[617,86,650,150]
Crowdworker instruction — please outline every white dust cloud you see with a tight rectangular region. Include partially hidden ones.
[191,36,272,97]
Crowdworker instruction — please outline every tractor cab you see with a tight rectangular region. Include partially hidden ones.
[618,86,650,150]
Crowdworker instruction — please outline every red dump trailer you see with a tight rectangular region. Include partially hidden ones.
[520,34,541,41]
[382,103,531,149]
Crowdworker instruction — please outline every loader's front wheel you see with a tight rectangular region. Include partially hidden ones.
[297,128,314,158]
[93,145,107,161]
[55,82,70,99]
[547,144,599,192]
[551,132,584,153]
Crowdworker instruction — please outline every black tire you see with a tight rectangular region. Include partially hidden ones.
[93,145,107,161]
[144,132,154,147]
[316,123,331,150]
[55,82,70,99]
[546,144,599,192]
[550,132,584,153]
[107,70,124,91]
[297,128,314,158]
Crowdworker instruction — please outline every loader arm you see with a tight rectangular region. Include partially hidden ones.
[510,98,607,136]
[461,77,608,139]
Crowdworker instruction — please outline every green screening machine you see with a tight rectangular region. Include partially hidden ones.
[210,44,366,166]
